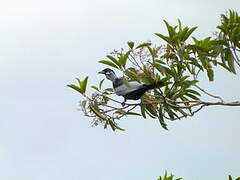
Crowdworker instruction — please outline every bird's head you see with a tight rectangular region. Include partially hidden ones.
[98,68,117,81]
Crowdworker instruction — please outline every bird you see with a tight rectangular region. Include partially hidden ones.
[98,68,164,106]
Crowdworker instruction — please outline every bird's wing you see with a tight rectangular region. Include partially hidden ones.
[114,81,145,96]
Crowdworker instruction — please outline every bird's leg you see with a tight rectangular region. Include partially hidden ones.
[121,98,127,107]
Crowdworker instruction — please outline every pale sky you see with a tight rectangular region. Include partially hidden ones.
[0,0,240,179]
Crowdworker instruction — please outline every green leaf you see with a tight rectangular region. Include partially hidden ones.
[163,20,176,38]
[154,63,168,75]
[164,67,176,77]
[81,76,88,93]
[145,109,157,118]
[115,109,127,114]
[68,77,88,94]
[118,53,128,68]
[104,88,113,92]
[229,175,233,180]
[155,33,171,43]
[218,62,231,72]
[76,78,82,87]
[186,89,201,96]
[125,112,142,116]
[207,68,214,81]
[108,120,116,131]
[108,120,125,131]
[136,42,152,49]
[177,19,182,31]
[124,68,140,82]
[98,60,119,69]
[90,105,108,121]
[179,27,189,40]
[183,27,197,41]
[99,79,105,89]
[127,41,134,49]
[115,108,141,116]
[179,75,190,82]
[140,104,147,119]
[164,171,168,179]
[104,121,108,129]
[145,104,158,118]
[122,50,131,68]
[91,86,99,91]
[199,56,208,69]
[225,49,236,74]
[106,55,122,68]
[164,105,175,119]
[189,58,204,71]
[184,93,200,100]
[158,106,168,130]
[147,46,155,58]
[67,84,83,94]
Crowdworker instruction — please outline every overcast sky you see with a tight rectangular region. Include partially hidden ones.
[0,0,240,179]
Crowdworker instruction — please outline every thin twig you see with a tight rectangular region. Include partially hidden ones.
[129,53,144,71]
[194,84,224,102]
[116,105,138,119]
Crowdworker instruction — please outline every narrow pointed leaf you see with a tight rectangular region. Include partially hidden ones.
[91,86,99,91]
[98,60,119,69]
[155,33,171,43]
[76,78,82,87]
[82,76,88,93]
[158,106,168,130]
[163,20,176,38]
[186,89,201,96]
[108,120,125,131]
[125,112,142,116]
[140,104,146,119]
[90,106,108,121]
[106,55,122,68]
[136,43,152,49]
[183,27,198,41]
[67,84,83,94]
[185,93,200,100]
[108,120,116,131]
[99,79,105,89]
[207,68,214,81]
[119,51,131,68]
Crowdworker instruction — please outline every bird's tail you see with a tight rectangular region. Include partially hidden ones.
[144,81,165,90]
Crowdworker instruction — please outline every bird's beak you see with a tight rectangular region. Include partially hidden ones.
[98,70,104,74]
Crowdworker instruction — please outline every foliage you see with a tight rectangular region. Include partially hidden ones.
[68,10,240,131]
[157,171,182,180]
[156,172,240,180]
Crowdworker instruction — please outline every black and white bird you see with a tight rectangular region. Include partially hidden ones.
[98,68,164,105]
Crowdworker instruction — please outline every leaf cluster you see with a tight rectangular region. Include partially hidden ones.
[157,171,182,180]
[67,77,88,94]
